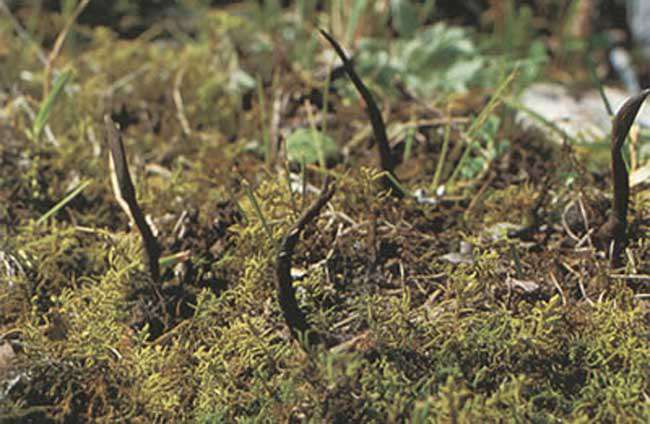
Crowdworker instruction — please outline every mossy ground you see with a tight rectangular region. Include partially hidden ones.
[1,1,649,422]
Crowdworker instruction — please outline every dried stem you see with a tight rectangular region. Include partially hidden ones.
[104,115,161,283]
[173,66,192,136]
[597,89,650,267]
[0,1,48,66]
[276,178,336,347]
[319,29,403,198]
[43,0,91,97]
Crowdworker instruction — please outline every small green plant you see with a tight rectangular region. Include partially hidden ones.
[354,23,484,97]
[285,128,339,167]
[446,68,518,191]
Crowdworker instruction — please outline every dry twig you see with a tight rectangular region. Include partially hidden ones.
[43,0,91,97]
[173,66,192,136]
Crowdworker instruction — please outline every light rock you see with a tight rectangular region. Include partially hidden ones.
[518,83,650,143]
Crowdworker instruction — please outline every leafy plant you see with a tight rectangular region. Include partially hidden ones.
[355,23,485,97]
[456,115,510,181]
[390,0,420,38]
[285,128,339,166]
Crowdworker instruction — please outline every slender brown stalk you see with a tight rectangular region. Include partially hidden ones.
[319,29,403,198]
[43,0,91,97]
[276,178,336,347]
[104,115,161,283]
[597,89,650,267]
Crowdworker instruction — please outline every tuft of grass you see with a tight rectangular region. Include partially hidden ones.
[243,182,275,244]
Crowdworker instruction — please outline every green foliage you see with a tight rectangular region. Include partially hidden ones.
[285,128,339,167]
[457,115,510,181]
[390,0,419,38]
[349,18,546,101]
[355,23,485,97]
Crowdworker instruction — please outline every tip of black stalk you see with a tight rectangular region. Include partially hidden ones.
[318,28,345,58]
[318,28,331,40]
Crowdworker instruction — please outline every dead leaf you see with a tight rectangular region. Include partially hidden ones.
[506,277,540,293]
[0,341,16,380]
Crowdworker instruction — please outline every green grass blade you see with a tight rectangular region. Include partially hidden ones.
[244,184,274,243]
[33,68,73,141]
[447,68,518,186]
[36,179,90,225]
[403,125,415,163]
[159,250,191,269]
[431,115,452,190]
[384,171,410,197]
[586,55,613,117]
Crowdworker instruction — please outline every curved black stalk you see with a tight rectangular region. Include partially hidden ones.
[597,89,650,267]
[105,115,162,283]
[276,178,336,348]
[319,29,404,198]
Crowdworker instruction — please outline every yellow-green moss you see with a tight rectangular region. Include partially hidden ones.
[1,2,649,423]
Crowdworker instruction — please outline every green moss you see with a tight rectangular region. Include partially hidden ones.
[1,2,648,422]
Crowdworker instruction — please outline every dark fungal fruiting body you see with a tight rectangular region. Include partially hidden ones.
[105,115,162,283]
[276,178,336,348]
[596,89,650,267]
[319,29,404,198]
